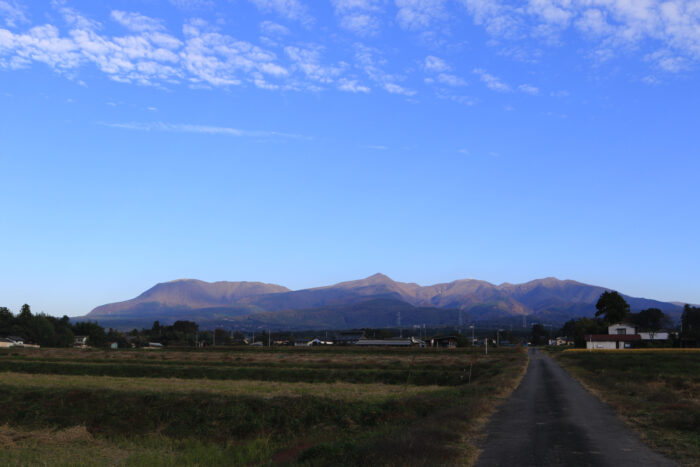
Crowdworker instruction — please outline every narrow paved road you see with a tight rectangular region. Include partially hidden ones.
[475,348,675,467]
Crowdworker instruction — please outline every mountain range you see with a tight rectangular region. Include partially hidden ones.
[82,274,684,330]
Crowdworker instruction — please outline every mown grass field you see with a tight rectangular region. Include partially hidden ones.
[0,346,527,466]
[555,350,700,466]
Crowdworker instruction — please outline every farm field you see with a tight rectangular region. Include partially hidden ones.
[0,346,527,466]
[554,350,700,466]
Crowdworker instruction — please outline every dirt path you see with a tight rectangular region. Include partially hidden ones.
[475,348,675,467]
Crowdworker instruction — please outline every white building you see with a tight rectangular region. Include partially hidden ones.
[608,323,670,341]
[586,322,672,349]
[0,338,16,348]
[586,334,640,349]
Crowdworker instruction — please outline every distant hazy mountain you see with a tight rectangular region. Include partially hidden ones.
[83,274,684,330]
[89,279,290,317]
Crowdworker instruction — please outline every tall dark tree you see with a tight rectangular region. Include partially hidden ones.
[0,307,13,334]
[531,324,549,346]
[681,305,700,339]
[18,304,32,323]
[73,321,108,347]
[595,291,630,324]
[632,308,668,340]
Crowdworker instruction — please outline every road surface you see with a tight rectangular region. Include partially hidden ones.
[475,348,675,467]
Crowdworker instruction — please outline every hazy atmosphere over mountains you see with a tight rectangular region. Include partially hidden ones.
[84,274,683,330]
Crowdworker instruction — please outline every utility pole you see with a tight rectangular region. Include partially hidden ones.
[485,337,488,356]
[213,329,216,347]
[268,328,271,347]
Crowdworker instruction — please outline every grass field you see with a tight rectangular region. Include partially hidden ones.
[555,350,700,466]
[0,346,527,466]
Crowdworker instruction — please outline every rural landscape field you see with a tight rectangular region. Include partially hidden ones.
[3,0,699,465]
[0,346,526,466]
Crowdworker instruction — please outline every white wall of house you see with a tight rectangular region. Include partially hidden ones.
[608,323,635,335]
[638,332,669,340]
[586,341,617,350]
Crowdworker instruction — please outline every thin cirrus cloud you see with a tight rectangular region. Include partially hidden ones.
[101,121,308,140]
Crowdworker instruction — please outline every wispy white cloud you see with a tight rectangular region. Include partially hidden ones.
[423,56,466,87]
[101,121,307,139]
[0,0,26,28]
[435,73,467,86]
[424,55,449,72]
[461,0,700,73]
[284,45,345,85]
[338,78,370,93]
[353,43,416,96]
[111,11,164,32]
[518,83,539,95]
[169,0,214,9]
[332,0,383,36]
[384,82,415,95]
[248,0,313,25]
[395,0,446,30]
[260,20,290,37]
[473,68,510,92]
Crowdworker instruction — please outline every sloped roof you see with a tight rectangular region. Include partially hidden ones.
[586,334,641,342]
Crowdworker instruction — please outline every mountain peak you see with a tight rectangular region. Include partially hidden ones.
[365,273,394,284]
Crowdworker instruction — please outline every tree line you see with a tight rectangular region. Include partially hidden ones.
[0,305,218,348]
[550,291,700,347]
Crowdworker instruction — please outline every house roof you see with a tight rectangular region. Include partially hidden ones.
[586,334,641,342]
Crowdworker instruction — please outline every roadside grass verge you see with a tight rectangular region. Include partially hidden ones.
[555,350,700,466]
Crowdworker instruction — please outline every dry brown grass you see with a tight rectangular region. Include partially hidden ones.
[2,347,482,368]
[554,351,700,466]
[0,424,93,447]
[0,371,440,400]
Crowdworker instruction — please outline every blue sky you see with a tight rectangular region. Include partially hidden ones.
[1,0,699,317]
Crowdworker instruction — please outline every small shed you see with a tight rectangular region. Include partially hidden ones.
[334,331,365,345]
[74,336,88,348]
[429,335,458,348]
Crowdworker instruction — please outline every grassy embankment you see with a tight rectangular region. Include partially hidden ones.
[0,346,527,466]
[554,349,700,466]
